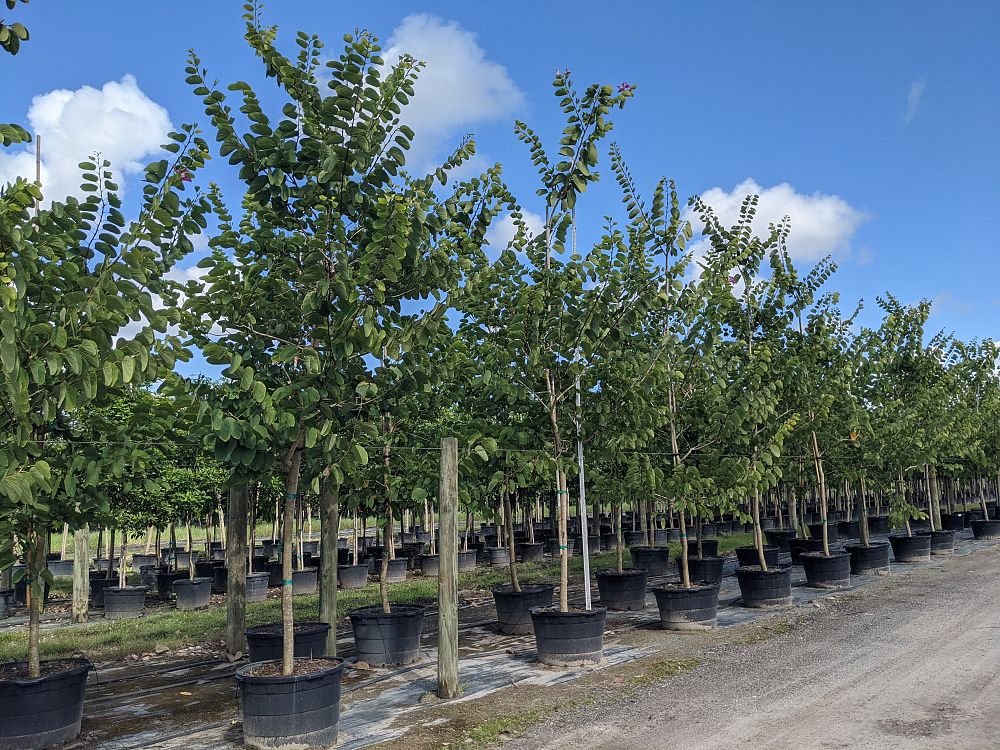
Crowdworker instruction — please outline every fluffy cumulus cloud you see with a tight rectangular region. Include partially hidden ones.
[0,74,171,202]
[483,210,545,257]
[686,179,869,268]
[382,14,525,170]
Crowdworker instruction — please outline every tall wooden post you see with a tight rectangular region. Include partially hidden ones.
[319,480,340,655]
[71,526,89,623]
[226,484,248,657]
[437,437,459,699]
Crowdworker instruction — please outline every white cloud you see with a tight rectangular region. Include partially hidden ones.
[382,14,525,171]
[484,210,544,257]
[903,80,926,124]
[0,74,171,202]
[686,179,869,266]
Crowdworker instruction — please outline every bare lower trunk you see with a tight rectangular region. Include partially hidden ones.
[859,474,871,547]
[503,486,520,592]
[679,508,691,587]
[753,486,768,571]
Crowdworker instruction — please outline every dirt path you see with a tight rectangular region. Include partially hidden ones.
[511,545,1000,750]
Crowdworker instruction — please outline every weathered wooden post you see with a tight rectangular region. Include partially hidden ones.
[71,526,89,623]
[319,480,340,655]
[438,436,459,699]
[226,484,248,657]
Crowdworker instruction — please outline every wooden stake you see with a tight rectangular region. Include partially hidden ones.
[437,437,459,699]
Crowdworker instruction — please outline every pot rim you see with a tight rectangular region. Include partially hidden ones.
[800,551,851,560]
[0,657,92,687]
[172,576,213,586]
[529,605,607,618]
[595,568,648,578]
[652,581,721,593]
[348,604,426,619]
[235,656,345,684]
[492,582,555,595]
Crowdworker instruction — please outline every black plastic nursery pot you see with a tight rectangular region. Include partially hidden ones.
[293,567,318,595]
[236,656,345,750]
[418,554,440,576]
[735,545,781,568]
[88,575,113,607]
[679,555,725,586]
[337,564,369,589]
[246,571,270,602]
[595,569,648,611]
[493,583,555,634]
[652,582,721,630]
[686,539,720,558]
[195,559,223,578]
[623,530,646,547]
[788,538,824,565]
[245,622,331,663]
[0,589,12,619]
[736,565,793,608]
[0,658,92,750]
[838,521,861,540]
[518,542,544,562]
[807,522,840,543]
[349,605,425,666]
[530,606,607,666]
[629,546,670,576]
[104,586,147,619]
[265,560,284,587]
[889,534,931,563]
[379,558,408,583]
[302,541,319,556]
[212,565,229,594]
[173,577,212,610]
[941,513,966,531]
[698,522,718,538]
[919,529,955,555]
[486,547,510,567]
[844,543,891,575]
[764,528,797,551]
[867,516,891,534]
[970,519,1000,540]
[46,560,74,577]
[131,553,158,569]
[801,552,851,589]
[457,550,478,572]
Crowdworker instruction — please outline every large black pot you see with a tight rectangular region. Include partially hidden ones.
[623,530,647,547]
[293,567,318,595]
[485,547,510,567]
[378,558,408,583]
[788,538,824,564]
[919,529,955,555]
[236,657,345,750]
[337,564,368,590]
[493,583,554,634]
[457,550,478,572]
[678,555,725,585]
[735,546,781,568]
[530,607,606,666]
[686,539,720,558]
[265,560,283,587]
[764,529,797,551]
[349,605,425,666]
[518,542,544,562]
[971,519,1000,540]
[595,569,648,611]
[418,554,440,576]
[807,522,840,544]
[246,571,270,602]
[0,658,92,750]
[838,521,861,540]
[88,575,114,607]
[131,553,158,570]
[212,565,229,594]
[867,516,891,534]
[630,546,670,575]
[104,586,147,619]
[736,566,793,608]
[802,552,851,589]
[941,513,966,531]
[245,622,331,663]
[652,582,721,630]
[889,534,931,563]
[46,560,74,577]
[0,589,12,619]
[698,522,719,538]
[173,577,212,610]
[844,543,891,575]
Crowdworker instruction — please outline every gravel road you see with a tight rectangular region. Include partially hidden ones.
[511,544,1000,750]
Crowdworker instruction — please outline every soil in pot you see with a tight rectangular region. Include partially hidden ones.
[173,577,212,610]
[918,529,955,555]
[236,656,345,750]
[246,571,270,602]
[418,554,440,576]
[337,564,368,589]
[529,606,607,666]
[788,538,824,565]
[686,539,720,558]
[245,622,331,663]
[629,547,670,576]
[889,534,932,562]
[764,528,797,551]
[736,565,793,608]
[518,542,544,563]
[349,605,425,666]
[678,555,725,586]
[457,550,478,572]
[844,543,891,575]
[493,584,555,634]
[801,552,851,588]
[293,567,318,595]
[0,658,92,750]
[807,522,840,543]
[971,519,1000,540]
[104,586,147,619]
[595,569,648,611]
[735,545,781,568]
[652,582,721,630]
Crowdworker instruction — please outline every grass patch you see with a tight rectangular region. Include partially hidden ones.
[629,658,699,686]
[734,616,792,646]
[465,710,547,746]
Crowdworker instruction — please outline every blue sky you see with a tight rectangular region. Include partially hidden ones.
[3,0,998,377]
